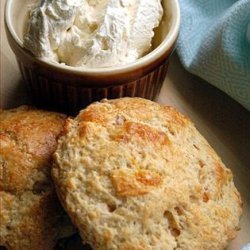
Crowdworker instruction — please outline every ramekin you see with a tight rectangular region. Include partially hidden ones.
[5,0,180,115]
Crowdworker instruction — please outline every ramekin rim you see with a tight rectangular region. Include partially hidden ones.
[5,0,180,76]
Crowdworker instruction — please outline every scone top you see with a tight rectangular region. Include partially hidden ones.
[0,106,73,250]
[52,98,242,250]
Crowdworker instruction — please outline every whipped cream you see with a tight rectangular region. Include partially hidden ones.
[24,0,163,68]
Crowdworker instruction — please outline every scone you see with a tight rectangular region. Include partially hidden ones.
[52,98,242,250]
[0,106,73,250]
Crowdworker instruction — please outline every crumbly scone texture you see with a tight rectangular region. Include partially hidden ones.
[52,98,242,250]
[0,106,73,250]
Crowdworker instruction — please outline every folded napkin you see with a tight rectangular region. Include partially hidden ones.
[177,0,250,110]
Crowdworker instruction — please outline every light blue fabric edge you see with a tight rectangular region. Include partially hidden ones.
[176,0,250,110]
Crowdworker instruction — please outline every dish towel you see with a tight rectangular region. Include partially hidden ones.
[242,243,250,250]
[177,0,250,110]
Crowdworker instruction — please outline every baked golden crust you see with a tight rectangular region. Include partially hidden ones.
[52,98,242,250]
[0,106,73,250]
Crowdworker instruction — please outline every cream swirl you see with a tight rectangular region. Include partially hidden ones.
[24,0,163,68]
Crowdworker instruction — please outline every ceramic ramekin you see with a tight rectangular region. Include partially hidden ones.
[5,0,180,115]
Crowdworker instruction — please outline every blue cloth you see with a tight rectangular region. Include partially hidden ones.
[242,243,250,250]
[177,0,250,110]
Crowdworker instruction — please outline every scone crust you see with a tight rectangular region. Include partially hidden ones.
[0,106,71,250]
[52,98,242,250]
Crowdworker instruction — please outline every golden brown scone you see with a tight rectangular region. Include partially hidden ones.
[0,106,73,250]
[52,98,242,250]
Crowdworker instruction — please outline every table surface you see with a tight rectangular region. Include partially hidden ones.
[1,1,249,249]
